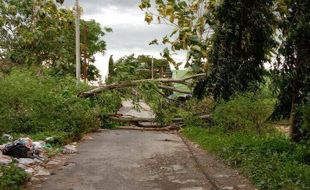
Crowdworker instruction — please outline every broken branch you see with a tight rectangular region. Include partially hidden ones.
[109,114,211,125]
[79,73,206,97]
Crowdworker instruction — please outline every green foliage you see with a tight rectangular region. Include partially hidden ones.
[183,127,310,190]
[272,0,310,116]
[0,0,110,81]
[140,0,210,71]
[300,103,310,140]
[213,93,275,132]
[108,55,115,77]
[0,164,29,190]
[0,68,100,139]
[107,54,172,83]
[271,0,310,141]
[207,0,277,101]
[92,91,122,128]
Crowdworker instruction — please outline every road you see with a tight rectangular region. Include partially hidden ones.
[31,130,254,190]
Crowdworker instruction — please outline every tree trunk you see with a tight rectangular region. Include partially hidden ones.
[79,74,205,97]
[290,56,301,142]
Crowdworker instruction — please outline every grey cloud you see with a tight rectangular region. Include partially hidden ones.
[63,0,140,14]
[105,24,172,51]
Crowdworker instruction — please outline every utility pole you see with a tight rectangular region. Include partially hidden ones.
[151,56,154,79]
[83,26,88,82]
[75,0,81,81]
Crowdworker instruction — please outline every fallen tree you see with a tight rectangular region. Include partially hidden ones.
[109,114,212,127]
[79,73,205,97]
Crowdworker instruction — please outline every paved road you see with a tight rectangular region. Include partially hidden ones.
[31,130,254,190]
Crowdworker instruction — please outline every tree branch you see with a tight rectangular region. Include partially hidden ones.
[79,73,206,97]
[158,85,191,94]
[109,114,211,124]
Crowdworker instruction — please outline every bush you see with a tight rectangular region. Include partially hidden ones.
[301,103,310,140]
[213,93,275,133]
[183,127,310,190]
[0,68,100,140]
[0,164,29,190]
[93,91,122,128]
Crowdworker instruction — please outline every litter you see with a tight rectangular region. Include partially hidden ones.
[0,154,12,165]
[1,134,13,142]
[45,137,56,144]
[2,143,32,158]
[17,158,42,166]
[1,138,44,160]
[62,145,78,154]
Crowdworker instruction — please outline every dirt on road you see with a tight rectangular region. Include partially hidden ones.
[30,130,254,190]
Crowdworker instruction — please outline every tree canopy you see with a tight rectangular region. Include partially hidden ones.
[107,54,172,83]
[140,0,310,141]
[0,0,111,81]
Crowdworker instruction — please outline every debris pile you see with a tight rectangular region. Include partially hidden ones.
[0,134,79,179]
[2,137,44,160]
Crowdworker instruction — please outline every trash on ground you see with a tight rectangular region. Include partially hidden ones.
[24,167,35,175]
[2,143,32,158]
[15,137,33,149]
[1,134,13,142]
[62,145,78,154]
[1,137,44,160]
[0,154,12,165]
[34,166,51,176]
[0,134,80,180]
[45,137,56,144]
[17,158,42,166]
[82,135,94,141]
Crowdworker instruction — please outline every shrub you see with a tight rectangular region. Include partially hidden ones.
[183,127,310,190]
[301,103,310,140]
[93,91,122,128]
[0,164,29,190]
[213,93,275,133]
[0,68,100,139]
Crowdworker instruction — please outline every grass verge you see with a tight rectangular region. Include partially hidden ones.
[182,127,310,190]
[0,164,29,190]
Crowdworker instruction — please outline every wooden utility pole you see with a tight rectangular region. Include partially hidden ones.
[82,26,88,82]
[75,0,81,81]
[151,56,154,79]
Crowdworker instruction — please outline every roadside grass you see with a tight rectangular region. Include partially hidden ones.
[0,164,29,190]
[182,127,310,190]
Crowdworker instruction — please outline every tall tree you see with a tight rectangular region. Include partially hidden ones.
[272,0,310,141]
[207,0,277,100]
[108,55,115,78]
[140,0,211,72]
[140,0,277,101]
[107,54,172,83]
[0,0,111,81]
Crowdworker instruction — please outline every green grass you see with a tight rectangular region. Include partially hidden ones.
[0,164,29,190]
[182,127,310,190]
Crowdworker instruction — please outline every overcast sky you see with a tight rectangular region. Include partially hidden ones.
[63,0,185,79]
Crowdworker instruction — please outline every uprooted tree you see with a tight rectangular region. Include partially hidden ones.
[79,54,209,127]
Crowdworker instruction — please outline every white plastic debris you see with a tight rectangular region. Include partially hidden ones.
[32,141,46,152]
[62,145,78,154]
[82,135,94,141]
[24,167,35,175]
[15,137,33,149]
[34,166,50,176]
[45,137,56,143]
[0,154,12,165]
[2,134,13,142]
[17,158,42,166]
